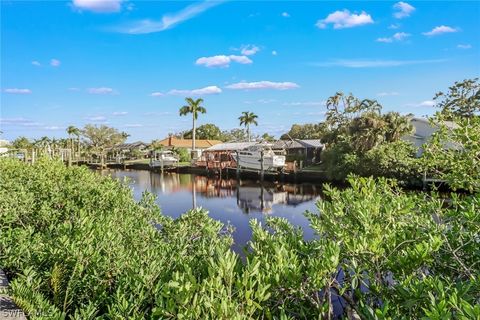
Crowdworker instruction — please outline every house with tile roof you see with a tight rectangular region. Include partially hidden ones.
[157,136,222,151]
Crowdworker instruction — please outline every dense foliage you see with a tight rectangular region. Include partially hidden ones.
[435,78,480,119]
[318,92,418,183]
[81,125,128,166]
[280,123,326,140]
[172,147,191,162]
[1,158,478,319]
[422,115,480,192]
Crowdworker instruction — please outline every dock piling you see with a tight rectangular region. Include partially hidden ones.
[260,150,264,182]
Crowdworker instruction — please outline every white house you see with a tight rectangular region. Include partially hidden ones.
[403,117,458,156]
[0,139,10,155]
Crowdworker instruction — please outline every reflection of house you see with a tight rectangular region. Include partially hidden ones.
[273,139,324,165]
[403,118,458,156]
[237,186,288,214]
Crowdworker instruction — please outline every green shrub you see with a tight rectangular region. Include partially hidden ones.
[173,147,191,162]
[0,158,478,319]
[359,140,421,185]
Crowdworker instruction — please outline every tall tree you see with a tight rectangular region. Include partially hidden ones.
[179,98,207,151]
[81,125,127,167]
[280,123,326,140]
[178,123,223,141]
[66,125,80,156]
[34,136,51,149]
[434,78,480,119]
[348,112,386,153]
[383,112,414,142]
[238,111,258,142]
[11,136,32,149]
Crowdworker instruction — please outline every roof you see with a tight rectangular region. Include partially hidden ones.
[158,137,223,149]
[298,139,324,148]
[205,142,256,151]
[272,140,303,149]
[411,117,458,129]
[273,139,324,149]
[115,141,149,149]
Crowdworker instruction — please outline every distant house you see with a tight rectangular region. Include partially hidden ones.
[403,117,459,156]
[199,142,259,169]
[115,141,150,152]
[0,140,10,155]
[110,141,150,160]
[156,137,222,151]
[273,139,324,165]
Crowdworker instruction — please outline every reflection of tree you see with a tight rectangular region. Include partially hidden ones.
[192,175,197,209]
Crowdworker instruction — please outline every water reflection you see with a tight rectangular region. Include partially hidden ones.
[144,172,321,213]
[103,169,323,250]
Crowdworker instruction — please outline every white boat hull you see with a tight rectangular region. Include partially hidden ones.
[233,154,285,171]
[150,159,178,168]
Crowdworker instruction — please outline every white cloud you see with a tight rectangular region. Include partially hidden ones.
[32,61,41,67]
[272,50,278,56]
[240,45,260,56]
[406,100,436,107]
[283,101,325,106]
[195,55,252,68]
[376,32,410,43]
[72,0,123,13]
[376,37,393,43]
[311,58,446,68]
[50,59,61,67]
[316,10,373,29]
[3,88,32,94]
[422,25,458,36]
[150,92,164,97]
[116,1,222,34]
[281,12,290,18]
[143,112,172,116]
[0,117,40,126]
[168,85,222,96]
[388,23,400,29]
[44,126,63,130]
[244,99,276,104]
[88,87,115,94]
[393,2,415,19]
[85,116,108,122]
[457,44,472,49]
[377,92,399,97]
[112,111,128,116]
[419,100,435,107]
[226,81,299,90]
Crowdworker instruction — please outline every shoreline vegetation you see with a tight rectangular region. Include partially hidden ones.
[5,78,480,190]
[0,78,479,318]
[0,158,478,319]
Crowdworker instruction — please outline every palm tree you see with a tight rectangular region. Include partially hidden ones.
[179,98,207,151]
[348,112,386,152]
[383,112,414,142]
[239,111,258,142]
[66,125,80,157]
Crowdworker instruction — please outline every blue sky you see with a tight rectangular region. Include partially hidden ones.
[1,0,479,141]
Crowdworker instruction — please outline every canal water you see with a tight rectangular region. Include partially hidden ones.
[103,169,323,251]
